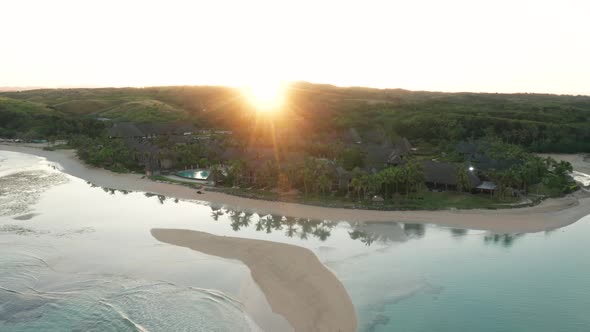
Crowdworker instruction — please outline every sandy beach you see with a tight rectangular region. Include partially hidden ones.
[2,144,590,233]
[152,229,357,332]
[538,153,590,187]
[537,153,590,175]
[3,144,590,332]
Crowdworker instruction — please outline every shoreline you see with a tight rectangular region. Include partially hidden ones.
[152,229,357,332]
[2,144,590,233]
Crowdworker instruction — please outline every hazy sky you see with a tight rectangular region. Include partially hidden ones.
[2,0,589,94]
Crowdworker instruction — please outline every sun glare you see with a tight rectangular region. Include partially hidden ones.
[242,81,287,112]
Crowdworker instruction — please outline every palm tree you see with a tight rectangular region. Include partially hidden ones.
[404,161,424,196]
[367,173,383,198]
[209,164,224,185]
[380,167,400,199]
[350,176,363,201]
[260,160,278,188]
[317,175,332,196]
[301,166,314,195]
[456,166,471,193]
[229,160,245,187]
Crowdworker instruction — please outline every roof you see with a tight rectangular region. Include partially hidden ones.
[372,195,384,202]
[283,151,306,165]
[455,141,518,171]
[171,123,197,135]
[364,145,392,169]
[476,181,497,190]
[220,147,244,161]
[123,138,160,155]
[108,122,144,138]
[456,141,479,155]
[422,161,481,187]
[363,137,413,169]
[135,123,170,136]
[335,166,352,179]
[341,128,363,144]
[394,137,413,155]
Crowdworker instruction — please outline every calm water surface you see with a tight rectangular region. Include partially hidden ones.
[1,151,589,332]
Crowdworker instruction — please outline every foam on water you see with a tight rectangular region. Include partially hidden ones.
[0,251,263,332]
[0,151,267,332]
[572,170,590,187]
[3,149,590,332]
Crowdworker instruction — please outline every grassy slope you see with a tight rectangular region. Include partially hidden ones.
[1,88,191,123]
[2,84,590,149]
[0,96,56,114]
[100,100,187,122]
[0,97,63,138]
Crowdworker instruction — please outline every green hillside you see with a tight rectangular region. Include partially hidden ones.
[0,96,105,139]
[2,83,590,152]
[100,100,188,122]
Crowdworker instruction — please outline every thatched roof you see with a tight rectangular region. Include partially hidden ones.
[394,137,413,154]
[476,181,497,191]
[364,137,413,169]
[365,145,392,169]
[422,161,481,187]
[335,166,352,179]
[220,147,243,161]
[135,123,169,136]
[456,141,479,155]
[171,123,198,135]
[108,122,143,138]
[372,195,384,202]
[341,128,362,144]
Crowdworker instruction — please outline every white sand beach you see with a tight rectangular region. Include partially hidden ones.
[152,228,357,332]
[538,153,590,187]
[3,144,590,233]
[3,144,590,234]
[3,144,590,332]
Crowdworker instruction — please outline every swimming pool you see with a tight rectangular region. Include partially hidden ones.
[176,169,210,180]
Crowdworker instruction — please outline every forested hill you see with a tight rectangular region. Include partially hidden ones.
[2,83,590,152]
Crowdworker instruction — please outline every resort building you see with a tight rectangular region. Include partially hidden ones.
[422,160,482,191]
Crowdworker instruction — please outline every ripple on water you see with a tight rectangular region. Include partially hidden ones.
[13,213,40,221]
[0,171,68,217]
[0,252,262,332]
[0,225,46,236]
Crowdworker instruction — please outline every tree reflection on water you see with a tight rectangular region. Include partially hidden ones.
[206,206,428,246]
[208,206,340,242]
[90,182,534,248]
[484,233,524,247]
[403,223,426,238]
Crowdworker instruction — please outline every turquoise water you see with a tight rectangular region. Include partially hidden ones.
[1,150,590,331]
[340,222,590,332]
[177,169,210,180]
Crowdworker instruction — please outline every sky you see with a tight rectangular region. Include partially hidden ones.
[1,0,589,95]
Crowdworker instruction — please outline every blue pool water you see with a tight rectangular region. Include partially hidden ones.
[1,150,590,332]
[177,169,210,180]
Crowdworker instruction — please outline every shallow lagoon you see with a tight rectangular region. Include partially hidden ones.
[1,151,589,331]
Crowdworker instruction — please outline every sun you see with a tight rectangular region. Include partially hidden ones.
[242,81,287,112]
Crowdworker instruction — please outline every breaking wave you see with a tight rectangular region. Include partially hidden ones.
[0,251,262,332]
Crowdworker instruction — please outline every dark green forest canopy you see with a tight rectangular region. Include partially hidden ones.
[2,83,590,152]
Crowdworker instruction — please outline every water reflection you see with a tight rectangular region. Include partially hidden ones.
[403,223,426,238]
[219,207,337,241]
[483,233,524,247]
[450,228,468,237]
[143,192,168,204]
[208,205,425,246]
[348,230,377,246]
[86,181,133,195]
[85,182,533,250]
